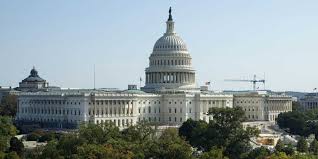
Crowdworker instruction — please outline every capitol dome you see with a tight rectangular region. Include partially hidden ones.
[153,34,188,52]
[142,7,196,93]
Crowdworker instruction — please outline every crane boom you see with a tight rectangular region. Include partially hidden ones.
[224,74,265,91]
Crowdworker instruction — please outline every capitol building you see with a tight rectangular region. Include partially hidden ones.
[14,8,293,129]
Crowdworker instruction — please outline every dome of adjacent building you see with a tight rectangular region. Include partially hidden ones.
[153,34,188,52]
[22,67,45,82]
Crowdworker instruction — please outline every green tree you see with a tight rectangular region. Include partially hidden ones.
[291,153,318,159]
[275,139,284,152]
[121,121,156,143]
[9,137,24,156]
[208,107,259,159]
[179,119,208,148]
[120,122,157,159]
[282,144,295,156]
[40,140,63,159]
[24,146,43,159]
[200,147,229,159]
[267,152,290,159]
[245,146,270,159]
[4,151,19,159]
[0,116,17,152]
[0,95,17,116]
[179,107,259,159]
[0,152,5,159]
[297,137,308,153]
[77,143,134,159]
[157,128,193,159]
[79,123,120,145]
[309,139,318,155]
[57,134,85,157]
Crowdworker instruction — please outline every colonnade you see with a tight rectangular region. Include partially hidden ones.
[90,100,134,117]
[145,72,195,84]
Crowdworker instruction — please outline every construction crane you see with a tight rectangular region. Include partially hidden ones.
[224,74,265,91]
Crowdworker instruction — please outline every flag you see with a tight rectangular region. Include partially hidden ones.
[205,81,211,85]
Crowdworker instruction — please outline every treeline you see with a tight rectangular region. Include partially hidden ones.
[277,109,318,137]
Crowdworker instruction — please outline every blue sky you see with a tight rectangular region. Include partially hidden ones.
[0,0,318,92]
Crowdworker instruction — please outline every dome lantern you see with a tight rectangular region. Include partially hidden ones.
[166,7,175,34]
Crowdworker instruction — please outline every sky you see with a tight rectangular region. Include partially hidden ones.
[0,0,318,92]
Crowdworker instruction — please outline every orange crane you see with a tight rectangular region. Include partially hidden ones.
[224,74,265,91]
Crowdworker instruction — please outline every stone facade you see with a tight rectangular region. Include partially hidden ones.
[299,93,318,111]
[16,89,233,128]
[233,93,292,122]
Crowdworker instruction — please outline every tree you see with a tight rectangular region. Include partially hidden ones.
[179,107,259,159]
[275,139,284,152]
[277,111,308,136]
[282,144,295,156]
[4,151,20,159]
[200,147,229,159]
[57,134,85,157]
[276,110,318,137]
[208,107,259,159]
[0,116,17,152]
[9,137,24,156]
[309,139,318,155]
[179,119,208,148]
[0,95,17,116]
[120,122,157,159]
[40,140,63,159]
[77,144,133,159]
[157,128,193,159]
[291,153,318,159]
[245,146,270,159]
[267,152,290,159]
[297,137,308,153]
[121,121,156,143]
[79,123,120,145]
